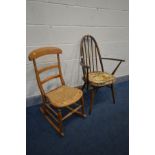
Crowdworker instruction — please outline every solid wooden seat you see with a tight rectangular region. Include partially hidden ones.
[28,47,86,136]
[46,86,83,108]
[88,71,116,87]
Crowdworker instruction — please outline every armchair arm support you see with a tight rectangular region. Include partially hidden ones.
[101,57,125,75]
[80,62,90,84]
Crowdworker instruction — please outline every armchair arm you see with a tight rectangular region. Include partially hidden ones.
[101,57,125,75]
[101,57,125,62]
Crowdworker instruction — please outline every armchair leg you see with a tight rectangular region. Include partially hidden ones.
[89,89,95,114]
[82,82,89,91]
[111,84,115,104]
[86,83,89,91]
[80,96,87,118]
[57,109,64,136]
[82,82,86,90]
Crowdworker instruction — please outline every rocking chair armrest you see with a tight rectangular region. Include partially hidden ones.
[101,57,125,62]
[80,62,90,68]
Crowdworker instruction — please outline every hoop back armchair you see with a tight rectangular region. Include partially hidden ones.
[80,35,125,113]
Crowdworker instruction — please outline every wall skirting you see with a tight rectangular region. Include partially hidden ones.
[26,75,129,107]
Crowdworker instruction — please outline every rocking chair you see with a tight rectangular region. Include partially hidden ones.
[29,47,86,136]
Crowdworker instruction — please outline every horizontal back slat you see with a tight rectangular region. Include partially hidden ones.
[38,64,58,74]
[41,74,61,84]
[29,47,65,97]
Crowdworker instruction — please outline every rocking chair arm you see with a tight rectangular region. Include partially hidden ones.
[101,57,125,75]
[101,57,125,62]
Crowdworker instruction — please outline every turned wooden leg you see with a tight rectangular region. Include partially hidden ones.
[89,89,95,114]
[111,84,116,104]
[57,109,64,136]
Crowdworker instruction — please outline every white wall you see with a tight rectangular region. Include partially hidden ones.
[26,0,129,98]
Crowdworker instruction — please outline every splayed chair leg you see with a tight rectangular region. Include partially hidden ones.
[111,84,115,104]
[89,89,95,114]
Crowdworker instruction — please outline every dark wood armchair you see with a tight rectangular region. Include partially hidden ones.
[80,35,125,114]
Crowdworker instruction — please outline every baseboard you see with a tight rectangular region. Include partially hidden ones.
[26,94,42,107]
[26,75,129,107]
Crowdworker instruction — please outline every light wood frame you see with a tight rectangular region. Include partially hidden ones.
[29,47,86,136]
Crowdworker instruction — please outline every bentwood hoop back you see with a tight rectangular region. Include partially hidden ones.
[80,35,125,113]
[29,47,86,136]
[80,35,104,73]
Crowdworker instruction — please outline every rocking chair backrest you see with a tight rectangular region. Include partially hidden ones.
[80,35,104,74]
[28,47,65,97]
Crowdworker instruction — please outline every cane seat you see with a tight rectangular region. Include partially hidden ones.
[46,86,83,108]
[29,47,86,136]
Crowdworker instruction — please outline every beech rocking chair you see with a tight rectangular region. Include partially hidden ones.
[80,35,125,114]
[29,47,86,136]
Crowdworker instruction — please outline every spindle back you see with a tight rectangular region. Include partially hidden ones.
[80,35,104,75]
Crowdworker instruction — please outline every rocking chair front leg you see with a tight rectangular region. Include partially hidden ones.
[111,84,115,104]
[57,109,64,136]
[40,105,46,115]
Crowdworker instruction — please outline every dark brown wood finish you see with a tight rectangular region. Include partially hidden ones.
[80,35,125,114]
